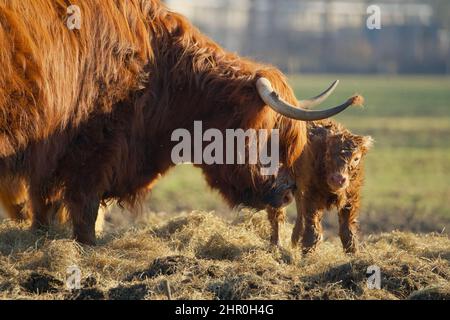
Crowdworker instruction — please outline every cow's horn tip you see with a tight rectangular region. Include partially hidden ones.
[349,95,365,108]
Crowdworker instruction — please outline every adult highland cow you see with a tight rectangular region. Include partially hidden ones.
[0,0,359,244]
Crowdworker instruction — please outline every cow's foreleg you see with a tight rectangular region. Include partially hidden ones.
[67,196,100,245]
[267,207,285,246]
[29,186,51,230]
[338,202,360,254]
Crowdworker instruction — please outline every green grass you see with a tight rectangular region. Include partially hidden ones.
[146,75,450,229]
[364,148,450,215]
[148,165,226,214]
[290,74,450,118]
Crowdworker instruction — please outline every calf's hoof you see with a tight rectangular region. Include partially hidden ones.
[343,243,359,254]
[302,234,323,254]
[291,238,301,249]
[302,246,318,255]
[270,237,281,248]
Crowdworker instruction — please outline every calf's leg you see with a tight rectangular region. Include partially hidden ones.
[301,204,324,254]
[338,203,360,253]
[267,207,285,246]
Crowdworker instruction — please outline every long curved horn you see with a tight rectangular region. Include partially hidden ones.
[256,78,360,121]
[298,80,339,109]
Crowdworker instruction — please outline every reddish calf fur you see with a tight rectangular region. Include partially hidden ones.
[268,120,373,253]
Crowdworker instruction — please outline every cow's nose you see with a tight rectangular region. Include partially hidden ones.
[265,188,295,209]
[331,173,347,186]
[282,189,294,206]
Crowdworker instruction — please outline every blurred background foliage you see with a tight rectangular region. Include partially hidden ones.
[166,0,450,74]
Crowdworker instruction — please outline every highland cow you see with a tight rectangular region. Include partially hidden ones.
[0,0,359,244]
[267,119,373,253]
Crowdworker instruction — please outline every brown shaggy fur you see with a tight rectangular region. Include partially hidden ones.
[0,1,308,244]
[0,177,68,223]
[0,177,29,220]
[268,120,373,253]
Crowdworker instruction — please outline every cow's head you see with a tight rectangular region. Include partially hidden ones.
[202,163,296,210]
[153,11,365,210]
[199,71,362,210]
[325,133,373,192]
[262,165,296,209]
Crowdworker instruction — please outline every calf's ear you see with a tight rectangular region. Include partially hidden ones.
[361,136,374,151]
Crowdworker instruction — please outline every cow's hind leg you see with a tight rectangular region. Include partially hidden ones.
[29,187,52,230]
[67,196,100,245]
[0,177,29,220]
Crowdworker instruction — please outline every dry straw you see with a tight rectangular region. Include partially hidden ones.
[0,212,448,300]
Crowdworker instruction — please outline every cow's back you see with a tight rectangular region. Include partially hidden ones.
[0,0,154,158]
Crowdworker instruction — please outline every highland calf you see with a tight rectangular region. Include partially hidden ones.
[268,119,373,253]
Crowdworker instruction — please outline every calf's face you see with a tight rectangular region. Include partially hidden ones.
[324,133,373,192]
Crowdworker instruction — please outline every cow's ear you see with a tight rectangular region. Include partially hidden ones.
[361,136,374,151]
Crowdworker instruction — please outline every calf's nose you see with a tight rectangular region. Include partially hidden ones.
[331,173,347,186]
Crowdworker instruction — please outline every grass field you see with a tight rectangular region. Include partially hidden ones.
[145,75,450,234]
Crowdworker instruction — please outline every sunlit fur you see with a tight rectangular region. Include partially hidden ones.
[0,177,66,224]
[268,120,373,253]
[0,1,305,243]
[0,177,29,220]
[0,178,105,233]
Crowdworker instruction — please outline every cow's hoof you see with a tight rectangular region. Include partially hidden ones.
[31,222,50,233]
[74,234,97,246]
